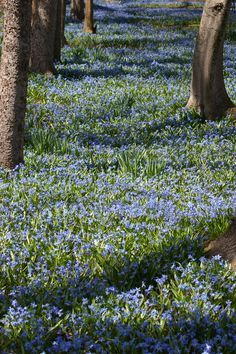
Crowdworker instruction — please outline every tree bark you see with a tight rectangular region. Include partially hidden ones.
[30,0,58,75]
[187,0,235,120]
[84,0,96,34]
[0,0,31,169]
[71,0,84,21]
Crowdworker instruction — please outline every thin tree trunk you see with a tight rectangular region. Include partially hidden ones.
[54,0,68,60]
[54,0,62,61]
[84,0,96,34]
[187,0,235,120]
[71,0,84,20]
[30,0,58,75]
[0,0,31,169]
[62,0,68,45]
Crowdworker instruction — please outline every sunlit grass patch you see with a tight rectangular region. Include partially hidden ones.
[69,34,159,51]
[147,17,201,29]
[117,149,166,179]
[129,2,203,9]
[26,130,72,155]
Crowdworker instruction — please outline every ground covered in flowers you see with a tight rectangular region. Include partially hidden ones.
[0,0,236,352]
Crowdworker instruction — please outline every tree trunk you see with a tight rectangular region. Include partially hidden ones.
[62,0,68,46]
[30,0,58,75]
[0,0,31,169]
[54,0,62,61]
[187,0,235,120]
[71,0,84,21]
[84,0,96,34]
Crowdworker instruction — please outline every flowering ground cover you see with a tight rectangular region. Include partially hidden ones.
[0,0,236,352]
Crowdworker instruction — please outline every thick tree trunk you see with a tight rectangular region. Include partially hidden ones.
[187,0,235,120]
[0,0,31,169]
[71,0,84,21]
[30,0,58,75]
[84,0,96,34]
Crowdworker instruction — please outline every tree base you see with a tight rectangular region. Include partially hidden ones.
[204,217,236,270]
[84,26,96,34]
[226,106,236,121]
[187,99,236,121]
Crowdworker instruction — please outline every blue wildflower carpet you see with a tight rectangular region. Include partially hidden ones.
[0,0,236,352]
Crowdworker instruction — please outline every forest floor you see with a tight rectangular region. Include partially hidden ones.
[0,0,236,352]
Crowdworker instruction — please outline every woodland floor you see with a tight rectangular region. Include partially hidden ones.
[0,1,236,353]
